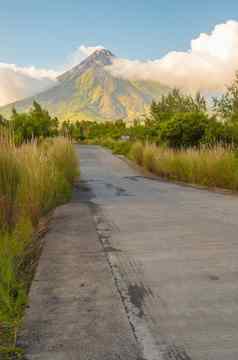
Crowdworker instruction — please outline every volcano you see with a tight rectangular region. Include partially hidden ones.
[0,49,169,122]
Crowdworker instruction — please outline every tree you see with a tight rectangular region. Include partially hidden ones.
[213,72,238,121]
[10,102,59,142]
[29,101,58,138]
[150,89,207,123]
[60,120,75,138]
[159,112,210,148]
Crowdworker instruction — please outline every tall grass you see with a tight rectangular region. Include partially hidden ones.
[89,137,132,156]
[130,142,238,191]
[0,131,78,357]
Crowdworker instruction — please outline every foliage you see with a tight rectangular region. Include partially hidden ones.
[98,138,132,156]
[213,72,238,121]
[8,102,58,144]
[150,89,207,123]
[130,143,238,191]
[158,112,210,148]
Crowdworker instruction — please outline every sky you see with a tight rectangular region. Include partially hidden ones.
[1,0,238,105]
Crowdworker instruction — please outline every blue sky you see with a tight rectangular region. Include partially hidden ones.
[1,1,238,106]
[1,0,238,68]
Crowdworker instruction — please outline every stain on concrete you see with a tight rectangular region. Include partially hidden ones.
[164,345,192,360]
[128,283,148,318]
[105,183,131,197]
[73,181,94,202]
[208,274,220,281]
[104,246,122,253]
[123,175,159,183]
[124,176,141,182]
[115,187,129,197]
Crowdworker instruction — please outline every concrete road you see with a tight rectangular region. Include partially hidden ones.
[78,145,238,360]
[20,145,238,360]
[18,147,142,360]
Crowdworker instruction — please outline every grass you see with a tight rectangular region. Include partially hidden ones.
[99,138,132,156]
[130,142,238,191]
[85,137,133,156]
[0,131,78,358]
[86,136,238,191]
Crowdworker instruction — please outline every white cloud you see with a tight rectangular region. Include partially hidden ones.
[0,45,105,106]
[107,20,238,93]
[0,63,59,106]
[65,45,105,69]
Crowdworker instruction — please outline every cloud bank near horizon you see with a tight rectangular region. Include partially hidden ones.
[0,64,59,106]
[1,20,238,106]
[107,20,238,93]
[0,45,104,106]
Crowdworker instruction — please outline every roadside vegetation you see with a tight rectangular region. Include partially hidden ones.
[2,77,238,194]
[0,124,78,357]
[56,74,238,192]
[130,143,238,191]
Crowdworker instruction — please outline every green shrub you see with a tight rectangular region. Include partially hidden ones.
[159,112,210,148]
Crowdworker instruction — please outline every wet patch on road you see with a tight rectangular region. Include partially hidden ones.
[208,274,220,281]
[164,345,192,360]
[128,283,147,318]
[104,246,122,253]
[124,176,141,182]
[123,175,159,183]
[73,181,94,202]
[105,183,132,197]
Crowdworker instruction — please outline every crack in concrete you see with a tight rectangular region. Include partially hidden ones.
[91,203,164,360]
[86,190,192,360]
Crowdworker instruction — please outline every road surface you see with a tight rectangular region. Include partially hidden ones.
[20,145,238,360]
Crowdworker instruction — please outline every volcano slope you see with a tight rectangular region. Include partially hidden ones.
[0,49,168,122]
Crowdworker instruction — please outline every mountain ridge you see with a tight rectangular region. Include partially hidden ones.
[0,49,169,122]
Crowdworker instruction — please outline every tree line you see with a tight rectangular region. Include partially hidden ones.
[1,73,238,148]
[59,73,238,148]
